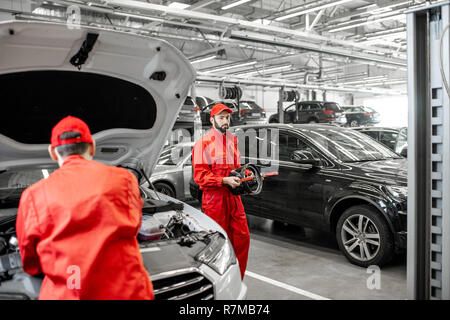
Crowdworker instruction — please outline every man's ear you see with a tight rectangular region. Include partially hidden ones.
[89,141,96,157]
[48,145,58,162]
[210,116,214,125]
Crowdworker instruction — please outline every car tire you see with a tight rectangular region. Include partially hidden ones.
[350,120,359,127]
[269,118,278,123]
[336,205,394,268]
[154,182,176,198]
[308,118,318,124]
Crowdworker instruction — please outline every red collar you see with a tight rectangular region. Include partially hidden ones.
[61,154,88,167]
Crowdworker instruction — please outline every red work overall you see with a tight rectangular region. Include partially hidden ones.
[192,128,250,279]
[16,155,154,300]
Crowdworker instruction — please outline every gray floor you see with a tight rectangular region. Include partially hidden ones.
[188,200,407,300]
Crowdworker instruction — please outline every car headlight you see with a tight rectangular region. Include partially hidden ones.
[195,233,237,275]
[386,186,408,200]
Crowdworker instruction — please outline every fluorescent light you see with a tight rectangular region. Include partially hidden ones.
[235,64,292,76]
[168,2,190,10]
[202,60,257,73]
[190,55,217,64]
[329,13,405,32]
[276,0,353,22]
[222,0,252,10]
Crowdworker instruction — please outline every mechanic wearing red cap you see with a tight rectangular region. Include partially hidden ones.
[15,116,154,300]
[192,103,250,279]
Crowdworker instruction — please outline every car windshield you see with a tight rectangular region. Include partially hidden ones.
[299,127,402,162]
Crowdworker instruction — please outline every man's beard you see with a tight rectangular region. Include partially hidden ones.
[213,118,229,133]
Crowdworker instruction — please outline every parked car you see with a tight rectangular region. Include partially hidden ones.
[341,105,380,127]
[354,127,408,157]
[268,101,347,126]
[191,123,407,267]
[239,100,267,121]
[149,142,194,200]
[0,21,246,300]
[200,100,266,127]
[174,96,213,130]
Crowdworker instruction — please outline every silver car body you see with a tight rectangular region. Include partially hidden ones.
[150,142,194,201]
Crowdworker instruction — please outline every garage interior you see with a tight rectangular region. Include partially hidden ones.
[0,0,449,300]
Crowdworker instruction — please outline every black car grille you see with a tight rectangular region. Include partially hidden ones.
[153,272,214,300]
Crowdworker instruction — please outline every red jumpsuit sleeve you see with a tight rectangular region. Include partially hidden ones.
[192,139,224,188]
[16,188,43,276]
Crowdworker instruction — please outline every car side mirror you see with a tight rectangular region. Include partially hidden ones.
[290,150,321,167]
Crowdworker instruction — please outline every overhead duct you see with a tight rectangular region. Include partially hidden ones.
[229,30,407,67]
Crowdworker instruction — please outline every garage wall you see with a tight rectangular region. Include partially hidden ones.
[354,94,408,127]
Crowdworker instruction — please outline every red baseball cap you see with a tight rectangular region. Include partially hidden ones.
[51,116,93,148]
[210,103,233,118]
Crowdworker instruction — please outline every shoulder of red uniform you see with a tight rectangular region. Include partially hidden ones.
[193,129,215,147]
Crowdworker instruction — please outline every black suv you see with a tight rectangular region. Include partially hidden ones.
[268,101,346,125]
[191,124,407,267]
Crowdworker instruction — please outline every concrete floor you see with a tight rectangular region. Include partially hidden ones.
[188,200,407,300]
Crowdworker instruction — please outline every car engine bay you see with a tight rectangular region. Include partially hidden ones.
[0,188,224,299]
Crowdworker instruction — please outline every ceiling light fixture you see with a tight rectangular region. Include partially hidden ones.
[168,2,190,10]
[276,0,353,22]
[190,55,218,64]
[234,64,292,76]
[328,13,405,32]
[202,60,257,73]
[222,0,252,10]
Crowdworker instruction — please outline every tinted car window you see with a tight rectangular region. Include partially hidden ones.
[323,102,342,112]
[239,102,252,110]
[299,127,400,162]
[279,133,319,162]
[379,131,399,150]
[285,104,297,113]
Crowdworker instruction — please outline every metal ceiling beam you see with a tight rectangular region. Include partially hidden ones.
[102,0,397,55]
[188,0,220,11]
[196,74,406,95]
[229,30,407,67]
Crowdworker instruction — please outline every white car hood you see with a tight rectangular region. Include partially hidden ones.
[0,21,195,176]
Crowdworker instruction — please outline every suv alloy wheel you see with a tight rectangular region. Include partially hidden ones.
[336,205,395,267]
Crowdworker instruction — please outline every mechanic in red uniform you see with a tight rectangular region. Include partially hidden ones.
[15,116,154,300]
[192,103,250,279]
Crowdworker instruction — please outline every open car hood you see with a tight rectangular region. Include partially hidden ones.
[0,21,195,177]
